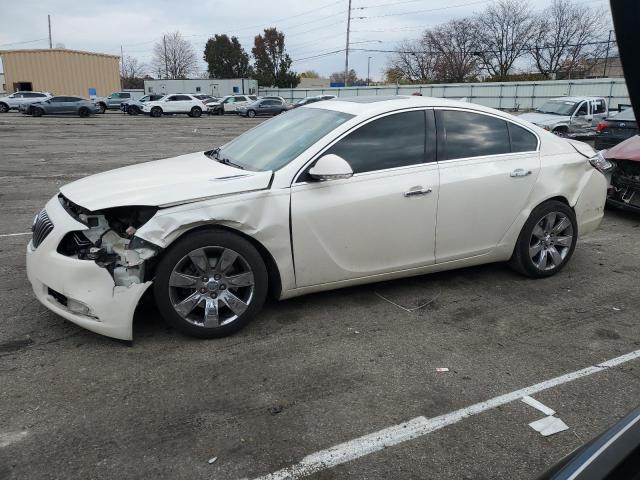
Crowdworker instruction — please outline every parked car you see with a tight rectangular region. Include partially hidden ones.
[141,94,207,117]
[292,95,336,108]
[538,407,640,479]
[237,98,288,117]
[520,96,608,138]
[121,94,165,115]
[603,134,640,212]
[94,91,144,113]
[594,107,638,150]
[26,96,607,341]
[27,96,101,117]
[0,91,52,112]
[193,94,217,104]
[208,94,258,115]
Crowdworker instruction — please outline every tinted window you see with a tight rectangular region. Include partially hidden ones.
[196,87,201,92]
[440,110,510,160]
[174,95,191,101]
[67,97,82,102]
[23,93,38,98]
[50,97,65,103]
[592,99,606,114]
[234,96,246,102]
[508,123,538,152]
[262,100,278,106]
[324,110,428,174]
[576,102,588,115]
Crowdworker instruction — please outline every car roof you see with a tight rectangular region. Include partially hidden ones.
[306,95,505,117]
[546,96,605,102]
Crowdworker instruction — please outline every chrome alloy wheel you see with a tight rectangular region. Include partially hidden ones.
[529,212,574,271]
[168,247,255,328]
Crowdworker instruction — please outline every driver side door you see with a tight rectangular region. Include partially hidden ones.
[290,109,439,287]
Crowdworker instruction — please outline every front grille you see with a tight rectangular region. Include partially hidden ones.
[32,209,54,249]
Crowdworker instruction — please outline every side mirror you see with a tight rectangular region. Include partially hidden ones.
[309,154,353,181]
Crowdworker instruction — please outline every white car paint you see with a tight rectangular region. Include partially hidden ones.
[26,96,607,340]
[0,91,52,111]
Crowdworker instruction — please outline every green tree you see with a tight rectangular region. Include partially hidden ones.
[300,70,320,78]
[204,34,252,78]
[252,28,300,87]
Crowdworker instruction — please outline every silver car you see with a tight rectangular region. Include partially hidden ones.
[28,96,101,117]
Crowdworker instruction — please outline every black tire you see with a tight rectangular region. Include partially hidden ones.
[552,128,568,138]
[32,107,43,117]
[215,108,223,116]
[0,102,9,113]
[247,110,256,118]
[190,106,202,118]
[154,229,268,339]
[509,200,578,278]
[78,107,90,117]
[150,107,162,118]
[128,106,139,115]
[97,103,106,114]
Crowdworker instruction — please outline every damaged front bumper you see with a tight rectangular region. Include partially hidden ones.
[607,160,640,212]
[26,195,154,341]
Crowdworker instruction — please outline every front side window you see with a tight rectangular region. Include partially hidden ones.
[324,110,429,174]
[575,102,588,116]
[120,93,131,99]
[218,107,353,171]
[440,110,510,160]
[50,97,65,103]
[174,95,191,101]
[166,96,177,102]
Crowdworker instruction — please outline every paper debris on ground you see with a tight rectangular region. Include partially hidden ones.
[521,396,556,416]
[529,416,569,436]
[208,456,218,464]
[436,368,450,372]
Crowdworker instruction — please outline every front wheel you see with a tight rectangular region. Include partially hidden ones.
[154,230,268,338]
[97,103,106,114]
[32,107,43,117]
[150,107,162,118]
[509,200,577,278]
[78,107,90,117]
[247,110,256,118]
[0,102,9,113]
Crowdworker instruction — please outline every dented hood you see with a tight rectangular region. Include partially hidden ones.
[60,151,273,211]
[519,112,570,127]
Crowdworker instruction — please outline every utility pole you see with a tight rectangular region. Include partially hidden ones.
[120,45,124,78]
[163,35,169,79]
[367,56,372,86]
[343,0,352,87]
[603,29,613,78]
[48,15,52,48]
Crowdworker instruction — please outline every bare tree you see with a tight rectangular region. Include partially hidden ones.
[152,31,198,79]
[120,55,146,89]
[472,0,536,78]
[530,0,608,78]
[425,19,480,82]
[386,38,438,82]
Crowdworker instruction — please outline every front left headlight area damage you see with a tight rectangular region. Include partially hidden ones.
[26,194,163,341]
[57,194,161,287]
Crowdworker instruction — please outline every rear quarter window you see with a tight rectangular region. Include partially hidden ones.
[508,123,538,152]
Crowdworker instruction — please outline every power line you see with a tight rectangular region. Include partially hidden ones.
[355,0,490,19]
[0,38,49,48]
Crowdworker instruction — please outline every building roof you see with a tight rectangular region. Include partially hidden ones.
[0,48,119,59]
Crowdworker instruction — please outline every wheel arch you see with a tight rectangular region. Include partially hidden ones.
[153,223,283,299]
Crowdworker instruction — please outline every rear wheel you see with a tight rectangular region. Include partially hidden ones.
[0,102,9,113]
[32,107,43,117]
[154,230,268,338]
[190,106,202,117]
[509,200,577,278]
[78,107,90,117]
[247,110,256,118]
[552,127,568,138]
[150,107,162,118]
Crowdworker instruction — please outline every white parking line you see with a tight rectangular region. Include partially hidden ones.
[251,349,640,480]
[0,232,30,238]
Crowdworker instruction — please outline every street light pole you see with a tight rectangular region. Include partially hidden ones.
[367,56,372,86]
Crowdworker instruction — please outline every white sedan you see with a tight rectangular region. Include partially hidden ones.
[141,94,207,117]
[26,96,609,341]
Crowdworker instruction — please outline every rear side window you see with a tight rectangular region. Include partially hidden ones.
[593,99,606,114]
[67,97,82,102]
[508,123,538,152]
[175,95,191,101]
[439,110,510,160]
[324,110,431,174]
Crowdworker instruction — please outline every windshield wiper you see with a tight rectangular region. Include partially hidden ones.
[217,156,245,170]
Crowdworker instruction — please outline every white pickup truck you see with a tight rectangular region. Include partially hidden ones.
[519,96,608,138]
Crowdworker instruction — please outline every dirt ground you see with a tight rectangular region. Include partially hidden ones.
[0,111,638,480]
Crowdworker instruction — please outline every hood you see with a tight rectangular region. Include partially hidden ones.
[519,112,570,127]
[604,135,640,162]
[60,151,273,211]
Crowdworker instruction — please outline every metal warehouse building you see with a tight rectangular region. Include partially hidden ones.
[0,49,120,98]
[143,78,258,97]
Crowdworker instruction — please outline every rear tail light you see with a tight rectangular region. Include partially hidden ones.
[596,121,609,132]
[589,151,613,172]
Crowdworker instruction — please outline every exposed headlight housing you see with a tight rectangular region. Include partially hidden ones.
[589,150,614,172]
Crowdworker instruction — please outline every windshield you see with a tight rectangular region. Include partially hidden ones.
[218,107,353,171]
[535,100,579,115]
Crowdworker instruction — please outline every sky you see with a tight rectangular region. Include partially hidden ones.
[0,0,612,80]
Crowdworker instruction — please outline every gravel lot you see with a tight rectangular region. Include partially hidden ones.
[0,111,639,480]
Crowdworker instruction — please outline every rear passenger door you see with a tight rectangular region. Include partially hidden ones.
[435,109,540,263]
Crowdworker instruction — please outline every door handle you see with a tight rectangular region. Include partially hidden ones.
[510,169,532,178]
[403,186,433,197]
